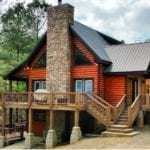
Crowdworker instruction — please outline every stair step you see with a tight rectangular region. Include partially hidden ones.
[120,113,128,116]
[119,116,128,119]
[110,124,128,129]
[118,118,128,121]
[101,131,140,137]
[116,122,127,125]
[107,128,134,133]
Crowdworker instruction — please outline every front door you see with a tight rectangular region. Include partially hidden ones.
[132,79,138,101]
[75,79,93,95]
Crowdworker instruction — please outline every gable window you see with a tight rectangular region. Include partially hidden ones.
[34,53,46,68]
[73,47,92,66]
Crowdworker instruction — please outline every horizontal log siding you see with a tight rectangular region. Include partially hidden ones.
[72,35,105,96]
[30,69,46,79]
[15,44,46,91]
[104,76,126,106]
[72,65,99,93]
[99,66,105,98]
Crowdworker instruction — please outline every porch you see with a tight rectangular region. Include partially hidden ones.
[0,92,150,148]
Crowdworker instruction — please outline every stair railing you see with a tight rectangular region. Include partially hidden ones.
[128,94,141,127]
[85,93,112,127]
[113,94,126,123]
[93,94,116,122]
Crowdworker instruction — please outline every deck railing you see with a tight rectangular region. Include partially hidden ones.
[85,94,112,127]
[2,92,28,103]
[0,92,86,109]
[114,95,126,123]
[128,94,141,127]
[93,94,114,122]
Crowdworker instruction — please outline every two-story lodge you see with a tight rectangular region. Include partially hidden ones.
[0,2,150,149]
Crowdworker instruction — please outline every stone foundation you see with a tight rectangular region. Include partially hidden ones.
[70,126,82,144]
[0,135,4,148]
[24,133,34,149]
[46,129,57,148]
[136,110,144,128]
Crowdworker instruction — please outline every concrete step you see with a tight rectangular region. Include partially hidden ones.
[116,122,127,125]
[110,124,128,129]
[107,128,134,133]
[101,131,140,137]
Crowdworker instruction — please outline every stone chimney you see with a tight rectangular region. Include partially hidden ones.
[46,4,74,92]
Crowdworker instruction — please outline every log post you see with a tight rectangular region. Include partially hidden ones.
[70,94,82,144]
[128,107,131,127]
[24,108,34,149]
[50,110,54,129]
[74,110,79,127]
[46,110,57,148]
[2,107,6,136]
[28,109,32,133]
[106,106,111,127]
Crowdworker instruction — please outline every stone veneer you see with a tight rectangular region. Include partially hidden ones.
[46,4,74,92]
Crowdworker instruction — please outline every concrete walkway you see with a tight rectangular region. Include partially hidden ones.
[2,125,150,149]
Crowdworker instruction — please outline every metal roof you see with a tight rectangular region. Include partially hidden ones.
[71,21,112,63]
[105,43,150,74]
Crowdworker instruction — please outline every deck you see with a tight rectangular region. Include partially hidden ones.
[0,92,87,111]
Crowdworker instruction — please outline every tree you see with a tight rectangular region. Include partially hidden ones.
[0,2,36,61]
[0,0,49,61]
[27,0,49,42]
[0,0,50,91]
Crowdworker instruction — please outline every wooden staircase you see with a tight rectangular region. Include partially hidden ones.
[85,94,113,127]
[103,108,139,137]
[85,94,141,137]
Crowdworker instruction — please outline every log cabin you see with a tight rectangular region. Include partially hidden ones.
[0,3,150,149]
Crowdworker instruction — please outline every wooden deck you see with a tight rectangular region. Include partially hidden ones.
[0,92,87,111]
[0,92,150,146]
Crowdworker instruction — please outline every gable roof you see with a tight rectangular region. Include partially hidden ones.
[70,21,122,64]
[105,42,150,74]
[4,34,46,80]
[4,21,121,80]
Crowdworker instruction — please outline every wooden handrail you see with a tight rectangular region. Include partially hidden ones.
[114,95,126,123]
[93,94,113,108]
[93,94,116,122]
[85,93,111,127]
[86,94,107,109]
[128,94,141,127]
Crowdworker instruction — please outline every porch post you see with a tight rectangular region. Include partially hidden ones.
[28,109,32,133]
[46,110,57,148]
[0,107,6,148]
[9,80,13,128]
[136,110,144,128]
[70,92,82,144]
[25,108,34,148]
[75,110,79,127]
[50,110,54,129]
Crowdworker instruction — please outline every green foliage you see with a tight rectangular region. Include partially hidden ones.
[0,0,50,92]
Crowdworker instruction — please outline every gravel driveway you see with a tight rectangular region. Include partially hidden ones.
[3,125,150,149]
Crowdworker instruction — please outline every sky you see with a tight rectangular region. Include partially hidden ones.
[1,0,150,43]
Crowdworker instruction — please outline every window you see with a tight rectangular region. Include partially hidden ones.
[73,47,92,66]
[33,80,46,91]
[75,79,93,95]
[33,111,46,121]
[34,53,46,68]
